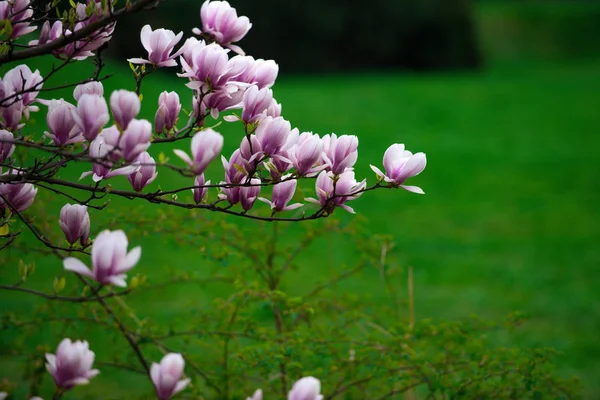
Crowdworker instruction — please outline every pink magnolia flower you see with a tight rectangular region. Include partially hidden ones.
[288,132,325,177]
[239,178,261,211]
[2,64,43,107]
[192,173,210,203]
[307,169,366,214]
[110,90,140,130]
[247,389,262,400]
[73,94,109,141]
[128,25,183,67]
[322,133,358,175]
[179,42,230,90]
[44,99,83,146]
[45,338,99,390]
[288,376,323,400]
[120,119,152,162]
[0,129,15,162]
[59,204,90,246]
[63,229,141,287]
[174,129,223,175]
[202,86,245,119]
[0,0,36,39]
[258,177,303,212]
[73,81,104,102]
[128,152,158,192]
[0,178,37,213]
[151,353,190,400]
[370,143,427,194]
[255,116,292,157]
[154,91,181,133]
[241,86,273,124]
[236,57,278,89]
[222,148,249,184]
[194,0,252,55]
[80,131,139,182]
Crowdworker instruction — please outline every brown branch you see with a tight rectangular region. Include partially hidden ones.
[0,284,132,302]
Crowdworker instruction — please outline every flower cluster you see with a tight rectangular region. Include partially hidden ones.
[29,1,115,60]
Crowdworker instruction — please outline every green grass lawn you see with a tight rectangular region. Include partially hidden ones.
[2,39,600,400]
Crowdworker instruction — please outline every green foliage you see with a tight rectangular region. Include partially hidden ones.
[0,209,580,398]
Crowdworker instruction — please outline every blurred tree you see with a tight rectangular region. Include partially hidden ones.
[107,0,482,72]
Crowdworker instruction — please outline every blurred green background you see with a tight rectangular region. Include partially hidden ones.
[2,0,600,397]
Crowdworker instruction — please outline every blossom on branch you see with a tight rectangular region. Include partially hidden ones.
[174,128,223,175]
[120,119,152,162]
[194,0,252,55]
[239,177,261,211]
[128,25,183,67]
[151,353,190,400]
[258,178,303,212]
[73,94,109,141]
[288,376,323,400]
[0,129,15,162]
[44,99,84,146]
[370,143,427,194]
[192,173,210,203]
[128,151,158,192]
[154,91,181,133]
[0,172,37,213]
[322,133,359,175]
[45,338,99,390]
[247,389,262,400]
[110,90,140,130]
[59,204,90,246]
[73,81,104,102]
[307,169,366,214]
[0,0,37,40]
[287,132,325,177]
[63,229,141,287]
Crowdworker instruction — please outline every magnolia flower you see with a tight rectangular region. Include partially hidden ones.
[0,179,37,213]
[240,178,261,211]
[151,353,190,400]
[128,25,183,67]
[258,178,303,212]
[247,389,263,400]
[306,169,366,214]
[255,116,292,156]
[128,152,158,192]
[0,0,37,39]
[0,129,15,162]
[370,143,427,194]
[45,338,99,389]
[288,132,324,177]
[194,0,252,54]
[192,173,210,203]
[288,376,323,400]
[59,204,90,246]
[322,133,358,175]
[80,132,139,182]
[120,119,152,162]
[174,129,223,175]
[73,94,109,141]
[110,90,140,130]
[154,91,181,133]
[241,86,273,124]
[44,99,83,146]
[63,229,141,287]
[179,42,230,90]
[202,86,245,119]
[2,64,43,107]
[222,148,249,184]
[73,81,104,102]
